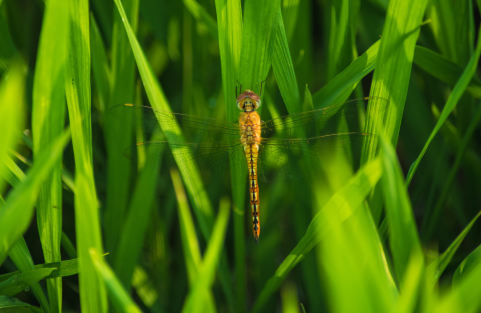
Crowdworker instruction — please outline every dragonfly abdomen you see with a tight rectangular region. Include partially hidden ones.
[245,143,260,244]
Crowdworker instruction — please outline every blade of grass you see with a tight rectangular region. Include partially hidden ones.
[183,0,218,40]
[272,9,301,114]
[171,169,216,312]
[214,1,244,310]
[428,210,481,285]
[112,1,236,310]
[64,0,107,311]
[90,248,142,313]
[0,268,55,296]
[326,0,360,81]
[405,24,481,188]
[182,197,230,313]
[31,0,69,310]
[252,157,383,313]
[312,39,380,109]
[104,0,138,261]
[238,0,280,95]
[422,102,481,240]
[378,128,423,286]
[0,258,80,283]
[0,130,70,264]
[0,295,32,309]
[413,46,481,99]
[453,242,481,285]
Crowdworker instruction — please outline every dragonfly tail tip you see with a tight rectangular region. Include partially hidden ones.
[254,235,259,245]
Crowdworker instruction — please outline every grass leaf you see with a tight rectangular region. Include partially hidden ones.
[0,268,55,296]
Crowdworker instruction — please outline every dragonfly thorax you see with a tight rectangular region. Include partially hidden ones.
[236,89,261,112]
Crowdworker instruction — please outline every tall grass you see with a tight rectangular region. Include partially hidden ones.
[1,0,481,312]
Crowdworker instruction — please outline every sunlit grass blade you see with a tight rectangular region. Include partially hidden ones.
[171,169,216,312]
[428,210,481,285]
[104,0,138,260]
[252,157,383,313]
[214,0,244,309]
[90,248,142,313]
[182,197,230,313]
[0,295,32,310]
[31,0,69,310]
[272,10,300,114]
[391,251,424,313]
[318,203,396,313]
[0,130,70,264]
[280,283,300,313]
[413,46,481,99]
[238,0,280,95]
[405,24,481,188]
[326,0,360,81]
[0,13,16,74]
[0,268,54,296]
[379,129,423,284]
[64,0,107,311]
[453,242,481,285]
[113,1,236,309]
[312,40,380,109]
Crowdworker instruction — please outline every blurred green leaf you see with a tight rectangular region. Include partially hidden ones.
[64,0,107,311]
[182,197,230,313]
[413,46,481,99]
[184,0,218,40]
[0,268,54,296]
[453,242,481,285]
[0,258,80,283]
[405,24,481,187]
[0,295,31,309]
[90,248,142,313]
[252,157,383,313]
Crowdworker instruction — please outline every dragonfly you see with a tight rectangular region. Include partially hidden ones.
[111,89,386,244]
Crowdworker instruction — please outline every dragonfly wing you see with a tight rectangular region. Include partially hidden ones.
[110,104,240,143]
[258,133,376,182]
[261,97,388,139]
[125,140,248,185]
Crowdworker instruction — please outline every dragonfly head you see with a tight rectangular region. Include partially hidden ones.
[236,89,261,112]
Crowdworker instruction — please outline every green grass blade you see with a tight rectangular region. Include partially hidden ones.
[0,295,32,309]
[312,40,380,109]
[0,258,80,283]
[0,130,70,264]
[405,24,481,188]
[272,10,300,114]
[422,102,481,239]
[183,0,218,40]
[326,0,360,81]
[113,1,236,310]
[90,248,142,313]
[31,0,69,310]
[61,232,78,259]
[214,1,244,310]
[391,251,424,313]
[252,157,383,313]
[171,170,216,312]
[0,268,54,296]
[428,210,481,285]
[453,243,481,285]
[379,129,423,286]
[104,0,138,260]
[280,283,300,313]
[64,0,107,311]
[413,46,481,99]
[238,0,280,94]
[114,153,160,288]
[182,198,230,313]
[90,13,111,115]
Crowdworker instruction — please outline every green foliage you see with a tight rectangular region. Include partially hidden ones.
[1,0,481,312]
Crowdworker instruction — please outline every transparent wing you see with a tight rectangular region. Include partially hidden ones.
[110,104,240,142]
[125,140,247,185]
[258,132,377,182]
[260,97,388,139]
